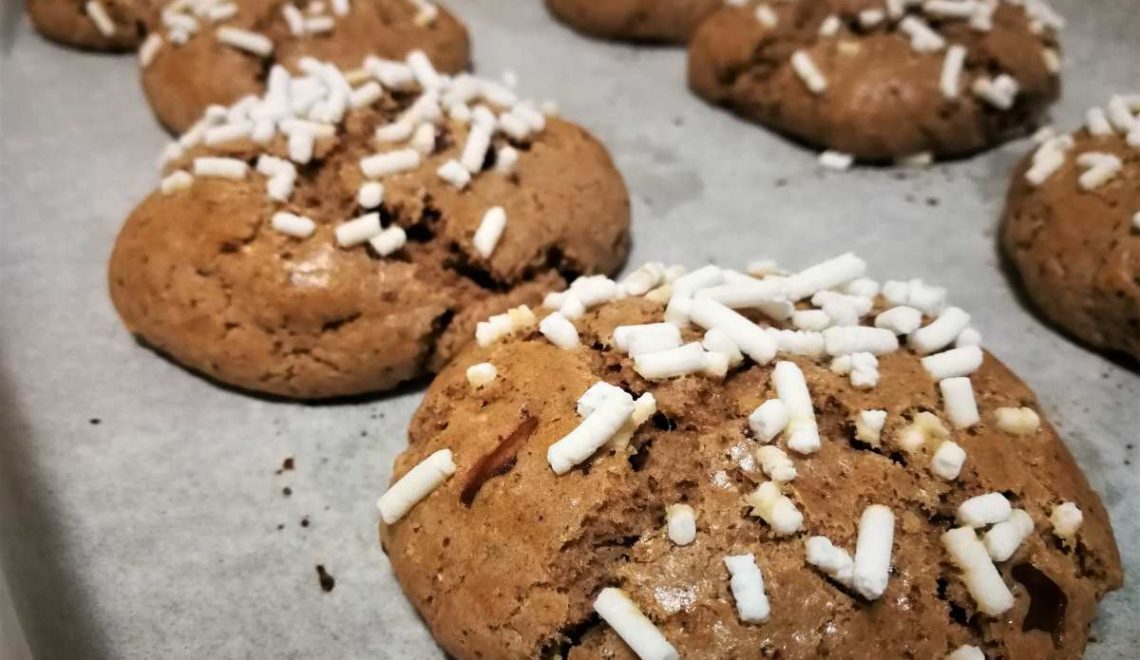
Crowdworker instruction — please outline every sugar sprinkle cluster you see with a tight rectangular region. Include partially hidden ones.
[138,0,439,68]
[379,251,1087,659]
[156,50,559,261]
[727,0,1065,169]
[1026,94,1139,231]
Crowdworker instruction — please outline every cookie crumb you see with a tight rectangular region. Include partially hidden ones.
[315,565,336,592]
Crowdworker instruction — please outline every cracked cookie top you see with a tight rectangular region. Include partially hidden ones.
[138,0,470,132]
[380,254,1121,659]
[688,0,1062,162]
[1002,94,1140,362]
[544,0,723,44]
[108,53,631,399]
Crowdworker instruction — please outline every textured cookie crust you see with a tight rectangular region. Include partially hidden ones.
[141,0,470,133]
[26,0,158,50]
[688,0,1060,161]
[545,0,722,44]
[382,295,1121,659]
[108,89,630,399]
[1002,131,1140,362]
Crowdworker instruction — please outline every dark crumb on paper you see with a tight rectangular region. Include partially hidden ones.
[89,418,101,425]
[315,565,335,592]
[360,430,368,437]
[925,197,939,207]
[282,487,292,497]
[275,457,295,475]
[276,524,285,531]
[301,516,310,528]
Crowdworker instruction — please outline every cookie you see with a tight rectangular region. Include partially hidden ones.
[380,254,1122,659]
[25,0,159,50]
[1001,95,1140,362]
[139,0,470,133]
[688,0,1062,163]
[108,56,631,399]
[545,0,722,44]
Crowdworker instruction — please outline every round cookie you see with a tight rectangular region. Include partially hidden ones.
[380,255,1122,659]
[545,0,722,44]
[108,57,631,399]
[25,0,159,50]
[140,0,470,133]
[688,0,1063,162]
[1001,95,1140,362]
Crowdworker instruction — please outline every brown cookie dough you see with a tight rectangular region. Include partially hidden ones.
[380,259,1121,659]
[141,0,470,133]
[25,0,159,51]
[1001,102,1140,362]
[545,0,722,44]
[688,0,1062,162]
[108,61,631,399]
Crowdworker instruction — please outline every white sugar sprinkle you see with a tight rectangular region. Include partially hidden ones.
[193,157,247,179]
[593,588,678,660]
[725,555,771,623]
[357,181,384,208]
[852,505,894,600]
[377,448,456,524]
[466,362,497,387]
[472,207,507,258]
[666,505,696,546]
[940,45,967,100]
[818,150,854,171]
[360,149,421,178]
[139,33,163,68]
[940,377,980,428]
[790,51,827,95]
[86,1,116,37]
[271,212,316,238]
[437,159,471,189]
[216,27,273,58]
[369,226,406,256]
[335,212,382,247]
[160,170,193,194]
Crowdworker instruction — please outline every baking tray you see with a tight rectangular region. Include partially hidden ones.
[0,0,1136,657]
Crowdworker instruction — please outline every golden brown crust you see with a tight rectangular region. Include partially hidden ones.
[108,106,631,399]
[1001,131,1140,362]
[382,296,1122,659]
[687,0,1060,161]
[141,0,471,133]
[545,0,722,44]
[25,0,159,51]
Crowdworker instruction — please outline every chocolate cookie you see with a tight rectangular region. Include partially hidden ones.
[380,254,1121,659]
[545,0,722,44]
[139,0,470,133]
[108,56,631,399]
[1001,95,1140,362]
[689,0,1063,163]
[25,0,159,50]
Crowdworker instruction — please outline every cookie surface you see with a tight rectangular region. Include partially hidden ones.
[1001,101,1140,362]
[545,0,722,44]
[25,0,158,50]
[381,257,1121,659]
[688,0,1061,162]
[141,0,470,133]
[108,60,630,399]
